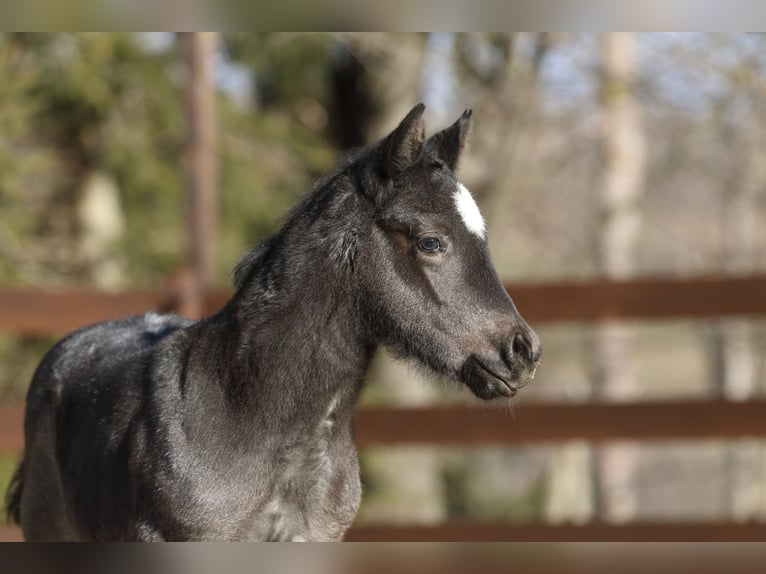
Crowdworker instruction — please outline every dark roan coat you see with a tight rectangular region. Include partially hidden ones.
[5,104,541,541]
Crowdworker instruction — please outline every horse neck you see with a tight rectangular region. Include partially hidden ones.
[212,236,375,429]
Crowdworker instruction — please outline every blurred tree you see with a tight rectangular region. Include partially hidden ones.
[592,32,647,523]
[0,32,185,286]
[707,36,765,520]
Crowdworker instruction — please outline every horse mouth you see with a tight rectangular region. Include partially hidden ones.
[475,361,517,398]
[463,355,535,400]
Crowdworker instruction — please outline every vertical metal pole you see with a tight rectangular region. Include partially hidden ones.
[183,32,217,319]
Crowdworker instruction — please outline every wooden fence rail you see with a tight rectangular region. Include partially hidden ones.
[3,400,766,454]
[345,521,766,541]
[2,275,766,336]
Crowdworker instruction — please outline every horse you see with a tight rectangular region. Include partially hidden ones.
[5,104,541,541]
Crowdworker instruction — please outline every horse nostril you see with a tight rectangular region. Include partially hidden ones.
[512,333,529,362]
[512,331,542,364]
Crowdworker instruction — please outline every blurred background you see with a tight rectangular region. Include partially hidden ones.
[1,32,766,540]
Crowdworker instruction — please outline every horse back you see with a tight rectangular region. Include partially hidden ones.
[22,312,193,540]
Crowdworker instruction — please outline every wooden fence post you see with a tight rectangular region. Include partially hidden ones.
[182,32,218,319]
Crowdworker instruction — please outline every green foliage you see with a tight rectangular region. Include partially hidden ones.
[0,453,21,522]
[0,33,337,287]
[223,33,334,108]
[216,94,334,281]
[0,33,185,286]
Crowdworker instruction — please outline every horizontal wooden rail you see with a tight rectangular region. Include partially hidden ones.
[345,520,766,541]
[354,401,766,446]
[507,275,766,323]
[3,400,766,453]
[2,275,766,335]
[0,287,163,336]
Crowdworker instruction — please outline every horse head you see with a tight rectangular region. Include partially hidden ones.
[355,104,542,400]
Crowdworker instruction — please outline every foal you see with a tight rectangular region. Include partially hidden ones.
[6,104,541,541]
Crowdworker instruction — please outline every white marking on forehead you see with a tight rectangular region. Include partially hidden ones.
[454,182,486,239]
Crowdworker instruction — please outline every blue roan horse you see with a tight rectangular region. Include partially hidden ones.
[6,104,541,541]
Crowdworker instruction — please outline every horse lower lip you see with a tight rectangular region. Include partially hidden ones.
[496,380,516,397]
[478,364,516,397]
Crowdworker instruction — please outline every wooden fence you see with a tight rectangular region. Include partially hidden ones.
[2,275,766,540]
[3,275,766,335]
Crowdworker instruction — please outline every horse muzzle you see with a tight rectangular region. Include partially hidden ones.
[462,325,542,400]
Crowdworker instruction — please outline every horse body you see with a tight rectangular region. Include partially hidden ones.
[6,104,541,541]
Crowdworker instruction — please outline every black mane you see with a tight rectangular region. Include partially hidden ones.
[232,164,361,291]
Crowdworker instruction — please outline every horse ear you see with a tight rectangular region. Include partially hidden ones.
[425,109,473,172]
[378,103,426,179]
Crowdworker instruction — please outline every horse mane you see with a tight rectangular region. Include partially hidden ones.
[233,236,275,290]
[232,150,371,291]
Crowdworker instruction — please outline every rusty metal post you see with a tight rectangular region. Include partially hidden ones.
[182,32,218,319]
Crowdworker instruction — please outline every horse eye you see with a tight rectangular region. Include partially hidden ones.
[417,237,441,253]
